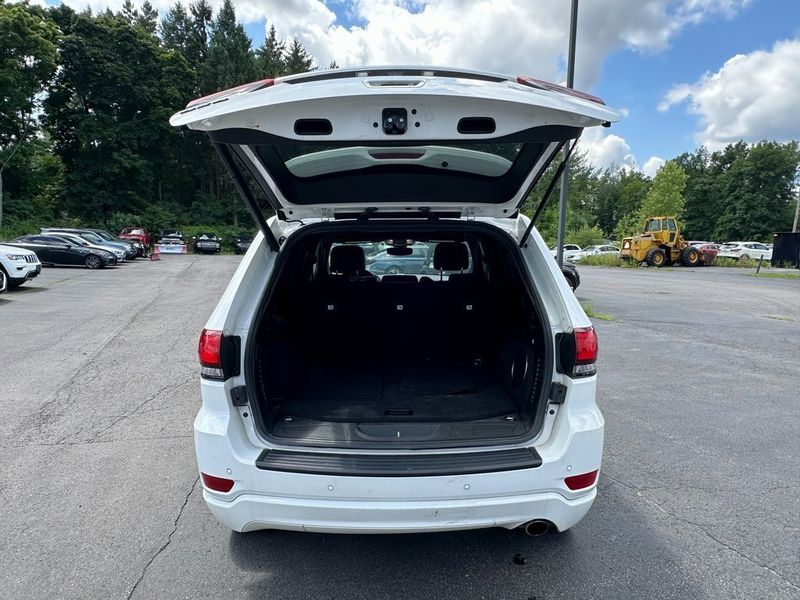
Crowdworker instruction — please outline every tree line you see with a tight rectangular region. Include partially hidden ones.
[1,0,798,242]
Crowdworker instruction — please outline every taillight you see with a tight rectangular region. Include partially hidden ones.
[201,472,234,493]
[574,326,598,376]
[565,469,598,491]
[198,329,241,381]
[198,329,223,380]
[557,326,598,377]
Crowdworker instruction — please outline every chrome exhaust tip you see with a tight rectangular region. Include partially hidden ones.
[523,520,551,537]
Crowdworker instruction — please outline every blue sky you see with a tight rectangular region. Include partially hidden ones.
[58,0,800,175]
[594,0,800,166]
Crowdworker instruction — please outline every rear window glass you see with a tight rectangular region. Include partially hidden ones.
[277,142,523,178]
[330,241,472,278]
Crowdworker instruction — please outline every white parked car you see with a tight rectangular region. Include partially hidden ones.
[717,241,772,261]
[0,243,42,289]
[549,244,581,258]
[171,66,619,536]
[571,245,621,261]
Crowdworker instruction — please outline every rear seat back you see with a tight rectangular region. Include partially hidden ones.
[297,242,497,364]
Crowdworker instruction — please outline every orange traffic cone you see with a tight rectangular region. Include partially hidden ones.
[150,245,160,261]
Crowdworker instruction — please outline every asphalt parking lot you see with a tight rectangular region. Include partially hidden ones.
[1,257,798,599]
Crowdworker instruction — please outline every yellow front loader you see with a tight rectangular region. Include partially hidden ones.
[619,216,700,267]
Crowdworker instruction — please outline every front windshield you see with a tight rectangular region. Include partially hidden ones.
[94,231,113,241]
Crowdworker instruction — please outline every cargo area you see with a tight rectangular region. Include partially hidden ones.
[247,223,552,448]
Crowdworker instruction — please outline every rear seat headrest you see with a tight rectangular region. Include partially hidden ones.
[330,245,366,276]
[433,242,469,271]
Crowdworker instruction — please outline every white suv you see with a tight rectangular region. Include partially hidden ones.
[0,243,42,289]
[717,241,772,261]
[171,67,619,535]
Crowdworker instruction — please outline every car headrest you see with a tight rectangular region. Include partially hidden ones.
[433,242,469,271]
[330,245,366,275]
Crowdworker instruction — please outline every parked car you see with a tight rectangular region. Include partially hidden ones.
[695,243,720,265]
[194,232,222,254]
[717,241,772,261]
[561,260,581,290]
[7,235,115,268]
[87,228,142,257]
[0,243,41,288]
[42,228,130,261]
[155,230,188,254]
[172,66,617,536]
[0,268,5,294]
[234,233,254,255]
[44,233,120,265]
[119,227,152,255]
[365,244,429,275]
[550,244,581,258]
[571,245,620,261]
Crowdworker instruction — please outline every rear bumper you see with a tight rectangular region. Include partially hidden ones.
[204,486,596,534]
[194,376,603,534]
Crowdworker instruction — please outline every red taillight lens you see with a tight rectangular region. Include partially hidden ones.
[198,329,223,367]
[574,326,598,365]
[565,469,598,490]
[201,472,234,493]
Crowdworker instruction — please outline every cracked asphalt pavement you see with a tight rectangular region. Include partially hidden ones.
[1,257,798,599]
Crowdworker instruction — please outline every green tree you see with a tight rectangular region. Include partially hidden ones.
[0,1,58,229]
[713,141,800,241]
[567,224,606,248]
[674,147,719,240]
[44,10,194,223]
[638,160,687,219]
[284,38,314,74]
[614,161,687,240]
[255,24,285,78]
[0,2,58,145]
[160,3,191,53]
[121,0,138,24]
[186,0,213,71]
[200,0,256,93]
[136,1,159,36]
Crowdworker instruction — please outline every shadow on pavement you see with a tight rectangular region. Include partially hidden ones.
[227,483,700,600]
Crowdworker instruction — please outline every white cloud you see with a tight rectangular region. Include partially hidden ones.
[642,156,666,177]
[659,38,800,149]
[60,0,750,90]
[579,127,638,172]
[578,130,666,177]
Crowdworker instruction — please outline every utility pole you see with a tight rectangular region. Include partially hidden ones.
[556,0,579,268]
[793,185,799,233]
